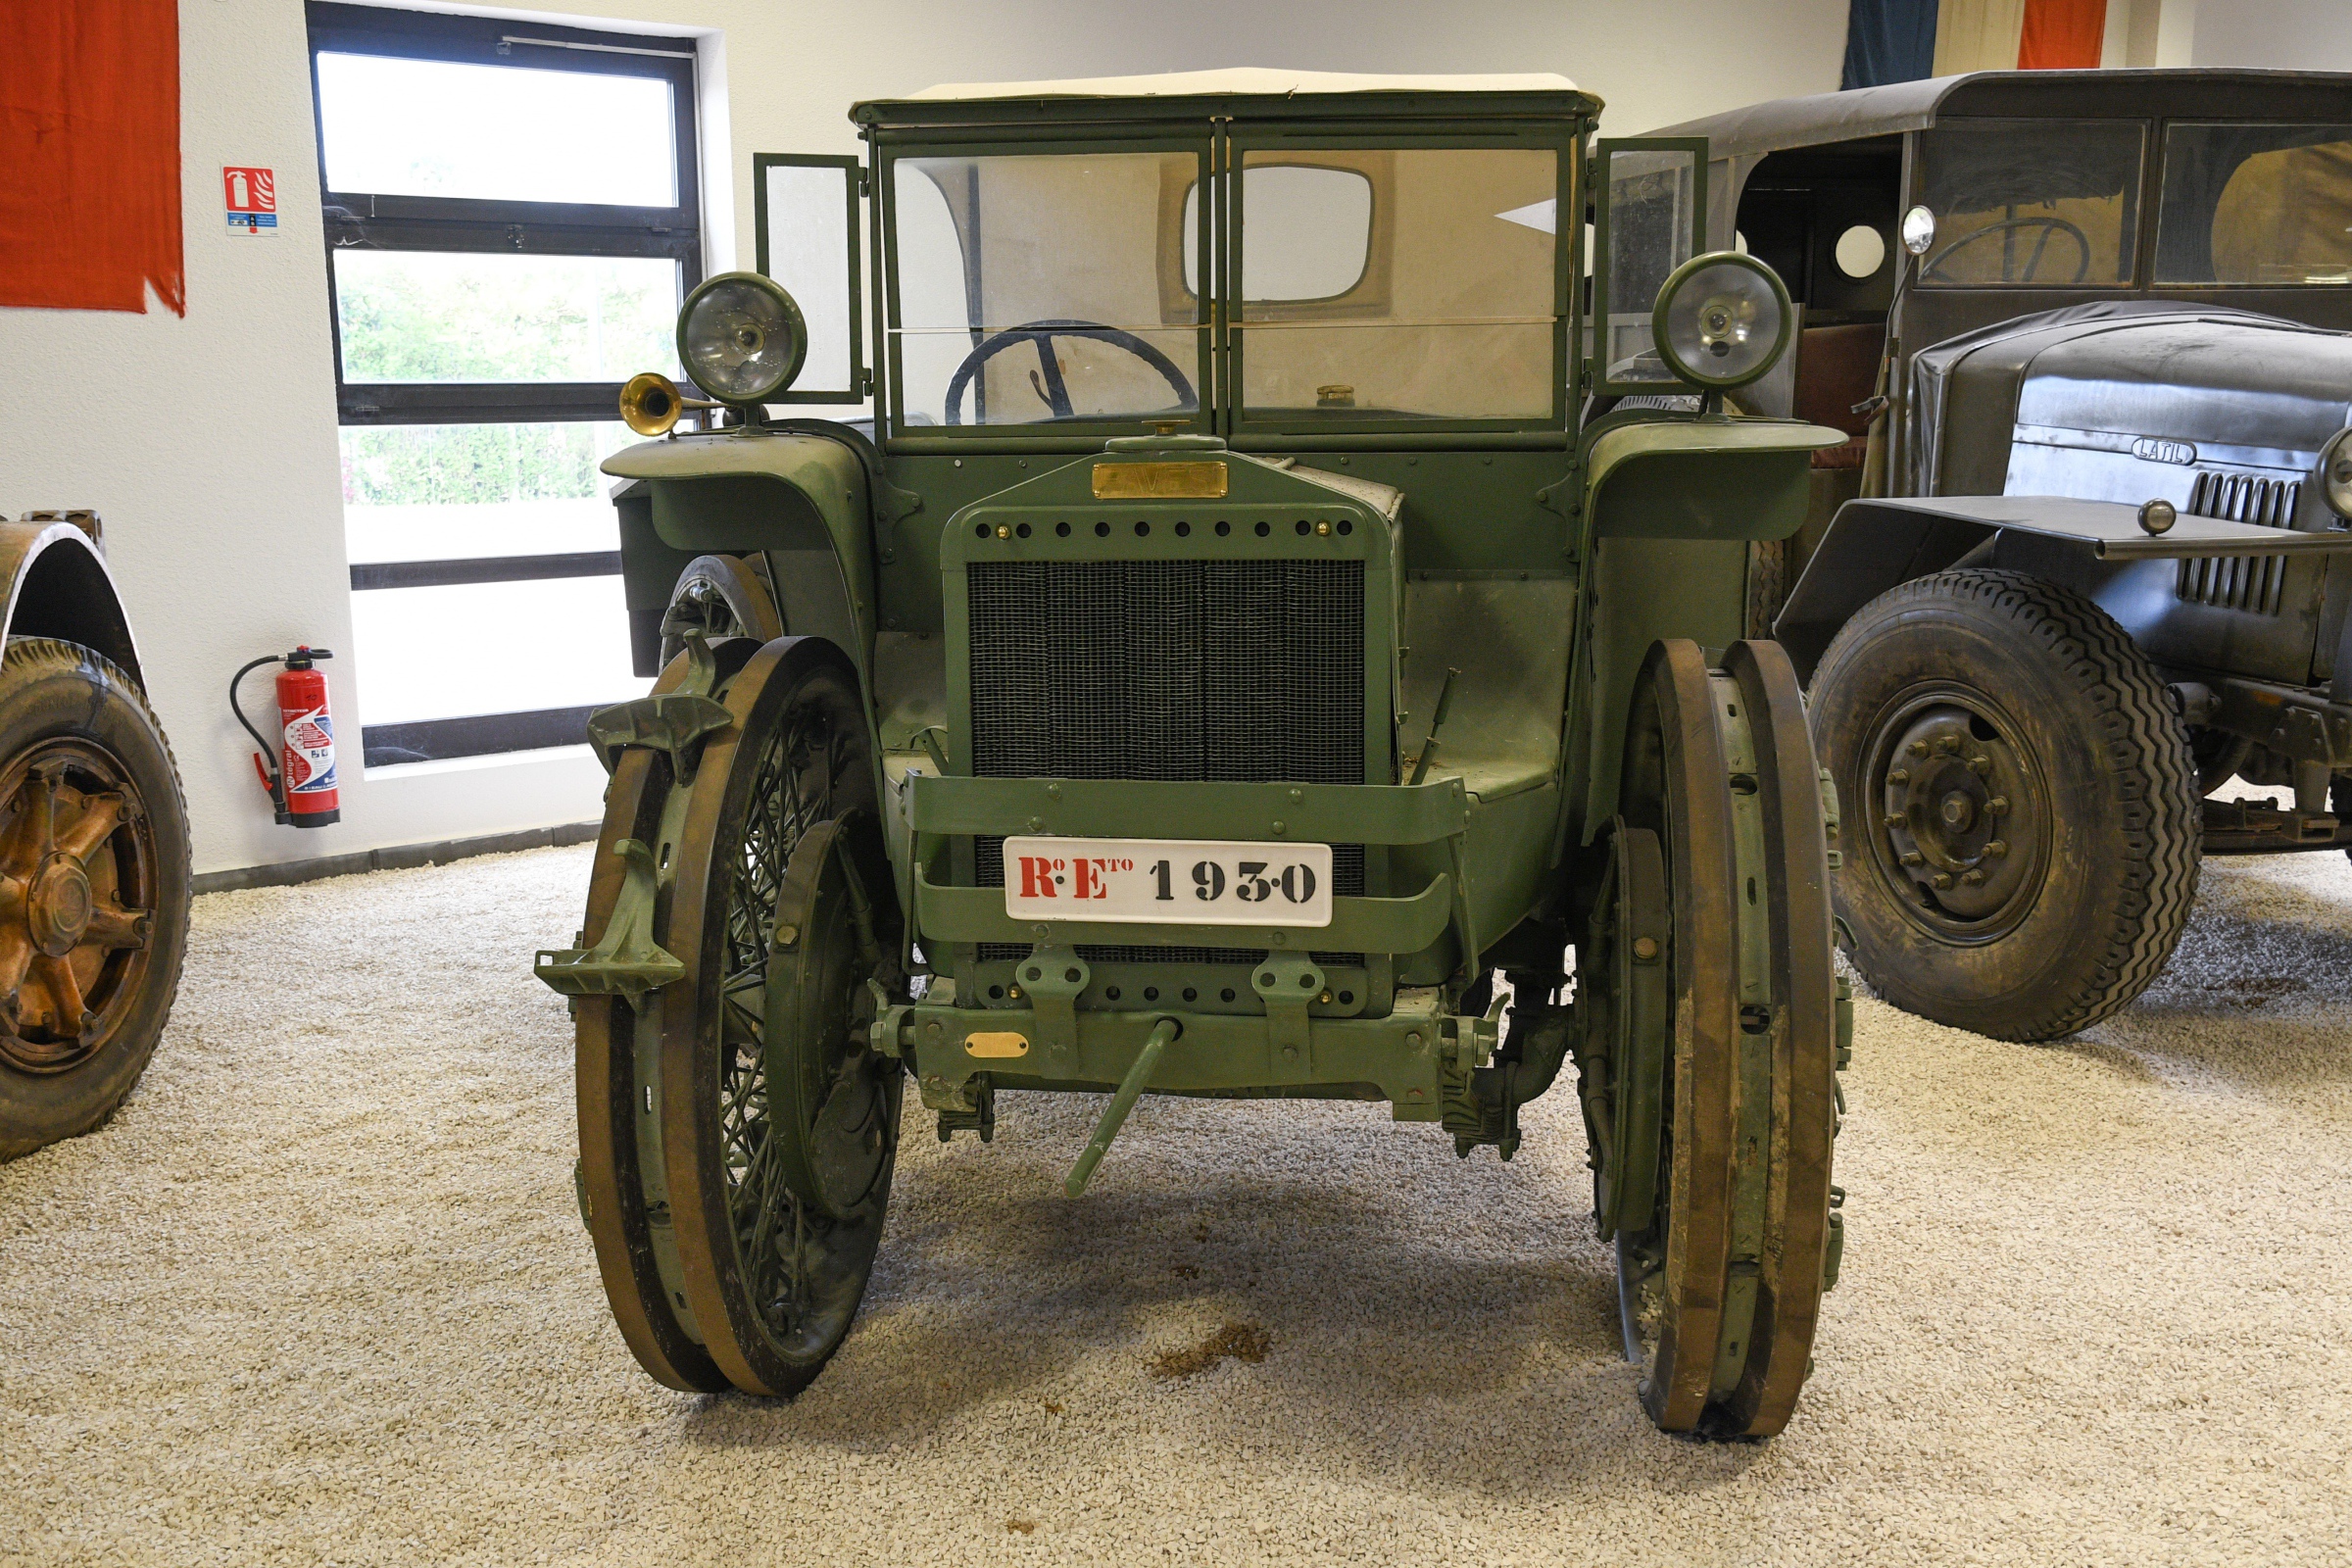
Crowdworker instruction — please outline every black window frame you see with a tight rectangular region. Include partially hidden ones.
[305,3,702,766]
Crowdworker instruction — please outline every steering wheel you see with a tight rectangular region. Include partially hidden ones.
[1920,216,2092,284]
[943,318,1197,425]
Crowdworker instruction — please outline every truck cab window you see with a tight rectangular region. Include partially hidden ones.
[1912,120,2144,287]
[2156,122,2352,285]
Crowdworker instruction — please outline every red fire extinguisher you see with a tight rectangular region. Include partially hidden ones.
[230,647,341,828]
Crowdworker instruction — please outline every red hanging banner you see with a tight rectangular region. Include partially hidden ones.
[2018,0,2108,71]
[0,1,185,315]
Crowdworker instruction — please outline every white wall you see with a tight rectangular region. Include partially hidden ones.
[0,0,1850,878]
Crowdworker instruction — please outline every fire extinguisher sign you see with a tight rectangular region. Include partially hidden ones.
[223,167,276,235]
[282,709,336,797]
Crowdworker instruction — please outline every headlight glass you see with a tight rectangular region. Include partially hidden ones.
[1651,253,1791,389]
[677,272,807,404]
[2324,427,2352,519]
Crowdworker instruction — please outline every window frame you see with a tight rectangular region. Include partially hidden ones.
[305,3,702,766]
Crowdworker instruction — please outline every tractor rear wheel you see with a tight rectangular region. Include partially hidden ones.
[1586,638,1840,1438]
[0,639,189,1162]
[1808,569,2200,1041]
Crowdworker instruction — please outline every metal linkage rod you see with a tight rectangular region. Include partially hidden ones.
[1063,1016,1181,1198]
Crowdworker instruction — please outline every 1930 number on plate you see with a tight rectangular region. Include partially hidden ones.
[1001,837,1333,927]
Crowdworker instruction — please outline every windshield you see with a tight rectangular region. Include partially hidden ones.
[1913,120,2144,287]
[2157,123,2352,285]
[1232,146,1558,421]
[890,151,1206,427]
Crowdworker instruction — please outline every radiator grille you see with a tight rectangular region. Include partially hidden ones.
[2179,469,2298,614]
[966,558,1367,966]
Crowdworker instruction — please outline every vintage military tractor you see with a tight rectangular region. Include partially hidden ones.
[1650,71,2352,1041]
[535,71,1851,1436]
[0,511,191,1160]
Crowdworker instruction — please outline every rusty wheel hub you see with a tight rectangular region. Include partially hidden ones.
[1873,701,2041,932]
[0,751,155,1073]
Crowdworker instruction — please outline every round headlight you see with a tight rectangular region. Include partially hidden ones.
[1651,251,1793,391]
[677,271,807,405]
[2323,426,2352,519]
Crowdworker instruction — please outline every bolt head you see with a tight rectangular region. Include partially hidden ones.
[1884,812,1905,828]
[1931,872,1953,889]
[1985,839,2008,858]
[1962,869,1985,885]
[1937,734,1961,754]
[1900,851,1925,866]
[1633,935,1660,961]
[1987,796,2009,814]
[1888,768,1910,785]
[1969,756,1991,774]
[996,524,1010,539]
[1909,740,1931,758]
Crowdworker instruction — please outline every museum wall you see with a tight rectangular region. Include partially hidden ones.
[0,0,1854,878]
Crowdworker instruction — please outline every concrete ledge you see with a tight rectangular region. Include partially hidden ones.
[192,821,601,896]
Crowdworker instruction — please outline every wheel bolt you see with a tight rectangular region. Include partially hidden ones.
[1932,872,1954,889]
[1969,756,1991,774]
[1984,839,2008,858]
[1888,768,1910,785]
[1937,735,1961,754]
[1962,869,1985,885]
[1987,796,2009,814]
[1884,812,1905,828]
[1908,740,1930,758]
[1900,851,1924,866]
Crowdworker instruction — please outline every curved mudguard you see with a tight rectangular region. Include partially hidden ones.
[0,517,143,685]
[1773,493,2352,682]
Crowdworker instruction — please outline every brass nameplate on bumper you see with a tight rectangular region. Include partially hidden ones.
[1092,461,1228,499]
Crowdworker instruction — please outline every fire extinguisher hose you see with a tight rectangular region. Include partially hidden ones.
[229,653,288,813]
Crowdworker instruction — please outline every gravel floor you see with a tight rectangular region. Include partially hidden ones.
[4,842,2350,1567]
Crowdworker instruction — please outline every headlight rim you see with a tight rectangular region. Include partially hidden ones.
[675,270,808,406]
[1649,249,1794,392]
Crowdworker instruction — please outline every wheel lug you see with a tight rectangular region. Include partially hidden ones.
[1888,768,1910,785]
[1987,796,2009,814]
[1984,839,2008,858]
[1908,740,1930,758]
[1931,872,1953,889]
[1969,756,1990,774]
[1883,812,1905,828]
[1900,851,1925,866]
[1962,869,1985,885]
[1936,735,1960,754]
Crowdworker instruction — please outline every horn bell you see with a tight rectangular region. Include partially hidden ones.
[619,370,715,437]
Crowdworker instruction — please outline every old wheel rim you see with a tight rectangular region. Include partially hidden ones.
[1861,685,2050,943]
[0,740,157,1075]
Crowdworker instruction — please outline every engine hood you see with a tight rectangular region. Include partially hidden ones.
[1908,302,2352,498]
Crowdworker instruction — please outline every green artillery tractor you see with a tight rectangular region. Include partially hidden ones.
[535,70,1852,1437]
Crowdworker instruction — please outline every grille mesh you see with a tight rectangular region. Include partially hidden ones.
[967,558,1367,966]
[2179,470,2298,614]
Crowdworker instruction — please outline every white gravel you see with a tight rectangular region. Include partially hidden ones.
[4,842,2350,1567]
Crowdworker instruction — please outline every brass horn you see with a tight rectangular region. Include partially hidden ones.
[619,370,720,437]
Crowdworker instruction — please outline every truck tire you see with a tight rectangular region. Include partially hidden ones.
[1808,570,2199,1042]
[0,638,191,1159]
[2335,776,2351,864]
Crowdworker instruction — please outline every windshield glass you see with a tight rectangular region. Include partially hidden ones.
[890,151,1205,426]
[2157,123,2352,285]
[1913,120,2143,287]
[1234,146,1558,420]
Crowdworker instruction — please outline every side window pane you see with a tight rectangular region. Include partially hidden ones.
[760,161,858,394]
[333,253,679,383]
[1236,147,1556,420]
[2158,122,2352,285]
[890,152,1204,426]
[1914,120,2142,287]
[316,53,677,206]
[1601,147,1695,384]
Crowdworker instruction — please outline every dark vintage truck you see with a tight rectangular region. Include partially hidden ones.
[1650,70,2352,1041]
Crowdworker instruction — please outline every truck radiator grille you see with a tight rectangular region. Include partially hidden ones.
[2179,470,2298,615]
[965,558,1367,965]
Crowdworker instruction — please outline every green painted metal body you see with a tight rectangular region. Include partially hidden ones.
[593,84,1840,1127]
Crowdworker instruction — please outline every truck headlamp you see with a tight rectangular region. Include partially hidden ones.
[1651,251,1792,391]
[2323,427,2352,520]
[677,271,808,405]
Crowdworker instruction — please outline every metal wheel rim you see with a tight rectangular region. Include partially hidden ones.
[0,739,158,1076]
[1858,681,2052,945]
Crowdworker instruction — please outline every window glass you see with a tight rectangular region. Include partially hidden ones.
[1601,147,1695,384]
[340,423,634,563]
[1182,166,1374,299]
[316,52,677,206]
[1236,147,1557,420]
[891,152,1204,426]
[760,161,858,395]
[350,576,639,730]
[1913,120,2143,286]
[2157,123,2352,285]
[333,253,678,382]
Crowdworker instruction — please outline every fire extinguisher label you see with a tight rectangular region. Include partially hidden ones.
[283,709,337,795]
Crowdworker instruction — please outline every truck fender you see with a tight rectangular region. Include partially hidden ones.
[0,520,143,686]
[1774,493,2352,684]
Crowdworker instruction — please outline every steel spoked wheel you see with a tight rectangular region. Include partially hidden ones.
[0,640,189,1162]
[1596,638,1839,1438]
[661,639,900,1396]
[659,555,783,670]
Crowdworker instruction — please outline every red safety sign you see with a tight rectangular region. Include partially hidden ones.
[222,167,276,236]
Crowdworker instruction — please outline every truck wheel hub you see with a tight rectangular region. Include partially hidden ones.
[1875,702,2039,928]
[27,856,92,956]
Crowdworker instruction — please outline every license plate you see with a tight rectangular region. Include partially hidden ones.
[1001,837,1334,927]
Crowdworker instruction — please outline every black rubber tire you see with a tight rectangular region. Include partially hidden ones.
[2335,776,2351,864]
[0,639,190,1160]
[1809,570,2200,1042]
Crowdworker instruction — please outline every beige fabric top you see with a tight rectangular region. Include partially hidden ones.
[904,69,1579,102]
